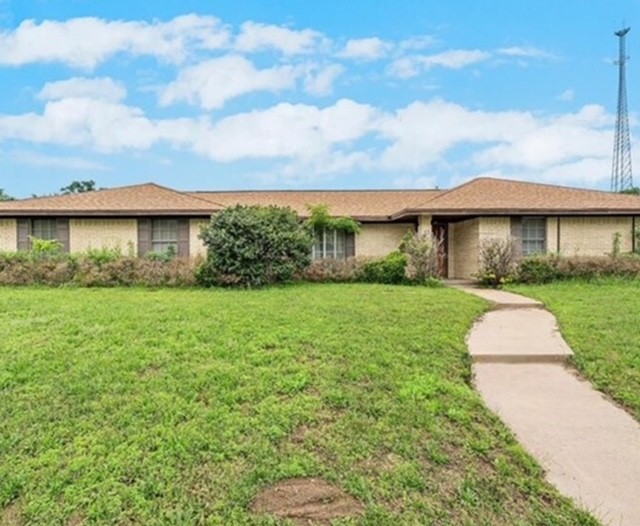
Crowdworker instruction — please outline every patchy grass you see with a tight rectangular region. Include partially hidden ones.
[0,285,597,525]
[511,279,640,421]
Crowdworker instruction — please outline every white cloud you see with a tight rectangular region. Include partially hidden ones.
[235,21,324,55]
[10,150,110,171]
[389,49,491,78]
[557,88,575,102]
[159,55,298,110]
[497,46,554,59]
[398,35,438,52]
[194,98,378,162]
[0,92,621,188]
[0,14,230,69]
[38,77,126,102]
[338,37,391,60]
[304,64,344,96]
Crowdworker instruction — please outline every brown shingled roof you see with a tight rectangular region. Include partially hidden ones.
[0,183,220,217]
[189,190,441,220]
[392,177,640,218]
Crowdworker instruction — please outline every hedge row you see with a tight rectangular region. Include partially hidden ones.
[515,254,640,283]
[0,252,199,287]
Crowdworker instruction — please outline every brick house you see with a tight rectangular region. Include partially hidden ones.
[1,177,639,279]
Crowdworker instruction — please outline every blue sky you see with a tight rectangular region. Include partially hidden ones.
[0,0,638,197]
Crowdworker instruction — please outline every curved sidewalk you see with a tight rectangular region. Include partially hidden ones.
[454,284,640,526]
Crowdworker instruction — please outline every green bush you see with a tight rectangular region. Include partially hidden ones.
[516,255,561,284]
[356,251,408,284]
[198,205,313,287]
[512,254,640,284]
[401,230,440,282]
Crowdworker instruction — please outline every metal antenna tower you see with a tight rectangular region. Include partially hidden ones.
[611,27,633,192]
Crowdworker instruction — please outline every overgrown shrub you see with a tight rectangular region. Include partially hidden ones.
[0,249,199,287]
[356,251,408,284]
[198,205,313,287]
[300,257,368,282]
[516,255,561,284]
[401,231,441,282]
[513,254,640,283]
[476,237,517,287]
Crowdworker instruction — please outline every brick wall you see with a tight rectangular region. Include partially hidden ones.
[546,217,559,253]
[559,217,634,256]
[0,219,17,251]
[449,218,480,279]
[69,219,137,254]
[356,223,414,258]
[190,219,209,258]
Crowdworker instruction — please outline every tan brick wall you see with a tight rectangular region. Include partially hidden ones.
[479,217,510,240]
[0,219,17,252]
[69,219,137,254]
[546,217,559,253]
[356,223,414,258]
[190,219,209,259]
[417,215,432,235]
[449,218,480,279]
[559,217,633,256]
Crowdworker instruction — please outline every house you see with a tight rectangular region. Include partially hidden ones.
[0,177,639,279]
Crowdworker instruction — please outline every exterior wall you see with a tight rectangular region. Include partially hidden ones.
[479,216,510,240]
[417,215,432,235]
[0,219,17,251]
[449,218,480,279]
[69,219,137,254]
[559,217,633,256]
[190,219,209,259]
[546,217,559,253]
[355,223,414,258]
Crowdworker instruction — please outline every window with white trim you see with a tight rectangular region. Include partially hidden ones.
[521,217,546,256]
[312,229,346,260]
[151,219,178,254]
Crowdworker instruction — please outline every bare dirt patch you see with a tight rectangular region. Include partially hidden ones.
[250,478,364,525]
[1,502,22,526]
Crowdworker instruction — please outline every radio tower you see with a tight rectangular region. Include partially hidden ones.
[611,27,633,192]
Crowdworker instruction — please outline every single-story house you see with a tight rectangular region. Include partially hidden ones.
[1,177,639,279]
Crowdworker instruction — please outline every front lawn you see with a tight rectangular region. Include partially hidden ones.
[0,285,596,525]
[511,279,640,421]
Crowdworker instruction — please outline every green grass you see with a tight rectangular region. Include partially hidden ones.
[510,279,640,421]
[0,285,597,525]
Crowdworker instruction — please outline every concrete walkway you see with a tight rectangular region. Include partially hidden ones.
[454,283,640,526]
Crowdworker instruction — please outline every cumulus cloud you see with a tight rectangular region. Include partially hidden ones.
[235,21,324,55]
[38,77,126,102]
[0,90,620,187]
[0,14,229,68]
[338,37,391,60]
[303,64,344,96]
[159,55,299,110]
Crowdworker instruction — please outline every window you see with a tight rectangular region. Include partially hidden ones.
[151,219,178,254]
[521,217,546,256]
[32,219,58,240]
[313,229,346,260]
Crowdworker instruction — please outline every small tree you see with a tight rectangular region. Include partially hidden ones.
[401,230,441,282]
[0,189,14,201]
[477,237,517,287]
[198,205,313,287]
[60,180,96,195]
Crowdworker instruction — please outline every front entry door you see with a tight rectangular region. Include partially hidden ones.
[431,223,448,278]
